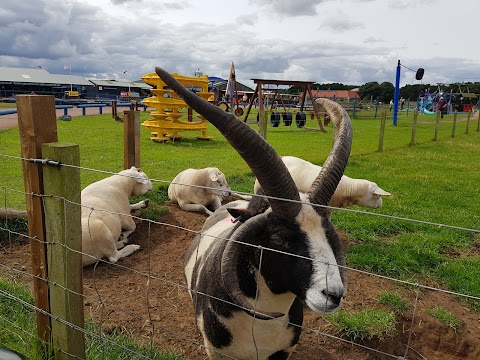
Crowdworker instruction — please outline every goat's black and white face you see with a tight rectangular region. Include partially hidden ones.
[233,193,345,314]
[295,197,345,312]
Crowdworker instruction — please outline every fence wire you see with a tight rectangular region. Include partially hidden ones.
[0,159,479,360]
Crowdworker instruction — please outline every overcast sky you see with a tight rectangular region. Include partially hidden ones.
[1,0,479,88]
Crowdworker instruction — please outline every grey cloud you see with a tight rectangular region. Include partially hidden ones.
[236,13,258,26]
[319,17,365,32]
[248,0,329,16]
[363,36,385,44]
[1,0,477,89]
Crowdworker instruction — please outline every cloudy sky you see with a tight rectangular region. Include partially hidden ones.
[1,0,479,88]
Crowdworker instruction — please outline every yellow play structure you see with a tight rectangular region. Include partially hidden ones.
[141,71,214,142]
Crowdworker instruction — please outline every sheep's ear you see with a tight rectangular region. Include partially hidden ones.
[209,172,218,182]
[136,175,149,185]
[374,187,391,196]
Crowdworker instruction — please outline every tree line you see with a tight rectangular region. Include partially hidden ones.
[285,82,480,104]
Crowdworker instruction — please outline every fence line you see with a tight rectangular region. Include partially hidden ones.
[1,186,479,359]
[2,157,480,234]
[3,204,480,304]
[1,95,479,359]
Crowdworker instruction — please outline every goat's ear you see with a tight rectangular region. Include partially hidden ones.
[227,208,251,223]
[374,187,391,196]
[209,172,218,182]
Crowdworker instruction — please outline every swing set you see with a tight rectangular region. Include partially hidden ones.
[243,79,326,133]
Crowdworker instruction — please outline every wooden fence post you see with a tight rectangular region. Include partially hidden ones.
[465,111,471,134]
[188,107,193,122]
[17,95,58,345]
[378,110,386,152]
[258,84,268,139]
[434,110,441,141]
[410,109,418,146]
[452,111,457,138]
[123,110,141,169]
[259,111,268,140]
[43,143,85,360]
[112,99,117,119]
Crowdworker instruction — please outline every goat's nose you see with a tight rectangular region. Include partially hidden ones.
[322,286,344,305]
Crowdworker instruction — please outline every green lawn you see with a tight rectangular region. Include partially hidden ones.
[0,108,479,353]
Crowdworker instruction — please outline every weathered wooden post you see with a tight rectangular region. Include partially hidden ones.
[123,110,141,169]
[258,83,268,139]
[187,107,193,122]
[112,99,117,119]
[452,111,457,138]
[378,110,386,152]
[465,111,471,134]
[410,109,418,146]
[43,143,85,360]
[434,110,441,141]
[17,94,58,345]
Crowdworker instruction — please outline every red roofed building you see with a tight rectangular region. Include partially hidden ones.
[300,88,360,102]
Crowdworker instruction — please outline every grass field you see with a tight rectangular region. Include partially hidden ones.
[1,107,479,354]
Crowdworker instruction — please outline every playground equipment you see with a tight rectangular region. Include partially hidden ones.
[244,79,325,136]
[417,87,454,115]
[141,71,214,142]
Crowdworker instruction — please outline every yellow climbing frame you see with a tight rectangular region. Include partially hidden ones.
[141,71,214,142]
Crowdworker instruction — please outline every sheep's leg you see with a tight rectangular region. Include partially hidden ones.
[130,199,149,211]
[120,214,137,240]
[116,238,129,249]
[178,200,213,215]
[231,192,252,200]
[107,244,141,264]
[211,198,222,211]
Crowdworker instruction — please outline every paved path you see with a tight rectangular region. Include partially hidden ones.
[0,105,148,131]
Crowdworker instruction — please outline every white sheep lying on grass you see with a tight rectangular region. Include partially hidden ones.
[168,167,232,216]
[81,167,152,267]
[254,155,391,217]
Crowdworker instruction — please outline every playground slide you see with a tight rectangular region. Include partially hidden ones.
[420,100,435,114]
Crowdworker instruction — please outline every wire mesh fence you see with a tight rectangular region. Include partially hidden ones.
[1,161,479,359]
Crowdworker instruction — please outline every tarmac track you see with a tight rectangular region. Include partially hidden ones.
[0,105,122,131]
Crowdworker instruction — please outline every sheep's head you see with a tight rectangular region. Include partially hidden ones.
[207,168,231,198]
[121,166,153,196]
[355,181,391,209]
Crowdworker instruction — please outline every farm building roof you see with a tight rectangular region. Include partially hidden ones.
[88,79,151,90]
[0,66,92,86]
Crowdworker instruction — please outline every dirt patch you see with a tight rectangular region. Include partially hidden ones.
[1,203,479,359]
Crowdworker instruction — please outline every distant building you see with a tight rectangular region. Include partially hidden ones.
[0,66,94,98]
[0,66,151,100]
[208,76,254,102]
[299,89,360,102]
